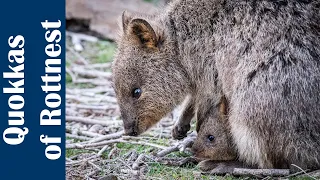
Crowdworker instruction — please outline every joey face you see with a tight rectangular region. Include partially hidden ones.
[112,12,188,136]
[192,117,236,161]
[192,97,236,161]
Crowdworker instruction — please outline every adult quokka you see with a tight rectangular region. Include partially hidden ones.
[112,0,320,170]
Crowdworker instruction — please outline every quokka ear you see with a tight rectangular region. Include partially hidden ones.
[122,11,133,33]
[128,18,158,49]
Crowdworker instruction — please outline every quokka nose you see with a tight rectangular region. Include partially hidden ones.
[191,145,198,153]
[124,121,138,136]
[128,131,138,136]
[124,127,138,136]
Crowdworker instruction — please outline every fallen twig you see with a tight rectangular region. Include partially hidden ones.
[232,168,290,177]
[71,66,112,79]
[156,132,195,157]
[89,131,124,143]
[122,136,167,150]
[66,133,91,141]
[66,116,121,126]
[132,154,146,170]
[201,167,290,177]
[67,139,122,149]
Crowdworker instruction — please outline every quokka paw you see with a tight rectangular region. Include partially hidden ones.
[171,124,191,140]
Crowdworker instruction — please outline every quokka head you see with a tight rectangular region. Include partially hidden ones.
[112,11,188,136]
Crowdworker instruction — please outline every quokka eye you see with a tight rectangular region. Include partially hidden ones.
[132,88,142,98]
[207,135,215,142]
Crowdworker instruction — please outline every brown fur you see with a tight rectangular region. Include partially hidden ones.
[172,96,194,139]
[192,95,236,161]
[112,0,320,170]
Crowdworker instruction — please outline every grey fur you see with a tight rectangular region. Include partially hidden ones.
[112,0,320,169]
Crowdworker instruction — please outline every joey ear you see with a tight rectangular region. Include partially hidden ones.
[219,96,228,118]
[122,11,133,32]
[196,118,205,132]
[128,18,158,49]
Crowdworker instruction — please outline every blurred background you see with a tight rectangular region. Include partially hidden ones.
[66,0,169,41]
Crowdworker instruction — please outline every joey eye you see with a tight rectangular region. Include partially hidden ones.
[132,88,142,98]
[207,135,215,142]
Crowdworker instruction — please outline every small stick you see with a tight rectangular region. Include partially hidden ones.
[66,104,110,111]
[89,131,124,143]
[122,136,167,150]
[88,161,102,171]
[66,133,91,141]
[290,164,317,179]
[298,170,320,179]
[67,94,117,104]
[67,138,167,150]
[74,78,111,86]
[66,139,122,149]
[132,154,146,170]
[97,145,110,156]
[156,145,178,157]
[156,133,195,157]
[107,147,119,159]
[71,66,112,79]
[79,131,103,138]
[232,168,290,177]
[66,116,121,126]
[67,87,113,94]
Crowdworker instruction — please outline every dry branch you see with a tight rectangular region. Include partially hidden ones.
[67,137,167,150]
[66,133,91,141]
[298,170,320,179]
[67,139,123,149]
[74,78,111,86]
[67,87,113,94]
[132,154,146,170]
[156,133,195,157]
[89,131,124,143]
[97,145,110,156]
[156,145,179,157]
[66,116,121,126]
[71,66,112,79]
[67,94,117,103]
[122,136,167,150]
[201,167,290,177]
[80,131,103,138]
[233,168,290,177]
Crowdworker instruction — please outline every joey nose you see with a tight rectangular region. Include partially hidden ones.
[191,145,198,153]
